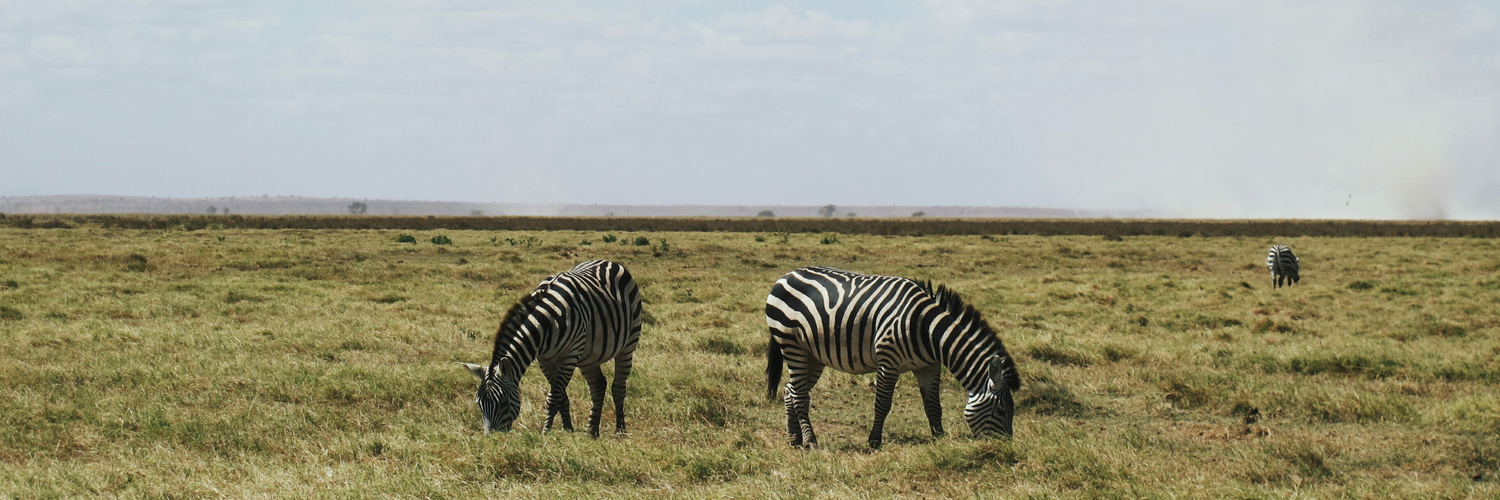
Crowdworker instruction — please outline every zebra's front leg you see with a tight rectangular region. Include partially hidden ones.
[913,365,945,439]
[543,362,578,433]
[784,361,825,449]
[581,365,608,438]
[867,367,901,449]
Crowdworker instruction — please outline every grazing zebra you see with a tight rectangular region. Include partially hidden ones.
[460,260,642,437]
[1266,245,1300,289]
[765,267,1021,449]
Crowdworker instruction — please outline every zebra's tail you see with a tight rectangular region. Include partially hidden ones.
[766,335,784,403]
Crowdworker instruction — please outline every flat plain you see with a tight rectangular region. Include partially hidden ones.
[1,225,1497,498]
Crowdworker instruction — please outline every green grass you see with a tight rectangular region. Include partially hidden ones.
[1,227,1497,497]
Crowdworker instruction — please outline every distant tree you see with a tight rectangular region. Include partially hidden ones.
[757,210,775,217]
[912,211,926,217]
[222,208,229,215]
[818,204,837,218]
[846,212,856,217]
[206,206,217,215]
[470,210,483,216]
[348,202,368,215]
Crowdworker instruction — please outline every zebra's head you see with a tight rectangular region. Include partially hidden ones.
[963,354,1017,438]
[461,358,521,434]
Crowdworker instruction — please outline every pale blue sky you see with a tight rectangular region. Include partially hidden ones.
[2,0,1498,218]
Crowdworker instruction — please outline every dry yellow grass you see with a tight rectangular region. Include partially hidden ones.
[1,226,1497,497]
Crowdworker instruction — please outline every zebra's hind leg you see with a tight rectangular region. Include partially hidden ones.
[783,386,802,448]
[611,352,633,434]
[914,365,945,439]
[582,365,608,438]
[784,360,825,449]
[868,367,902,449]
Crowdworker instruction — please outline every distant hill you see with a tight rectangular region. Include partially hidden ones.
[0,194,1164,219]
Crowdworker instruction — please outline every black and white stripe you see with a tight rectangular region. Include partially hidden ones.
[461,259,642,437]
[1266,245,1300,289]
[765,266,1021,449]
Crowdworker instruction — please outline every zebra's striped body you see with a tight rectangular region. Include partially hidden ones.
[765,267,1020,449]
[462,260,642,436]
[1266,245,1300,289]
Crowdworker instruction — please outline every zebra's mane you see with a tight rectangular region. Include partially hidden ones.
[491,293,544,360]
[912,278,935,294]
[930,283,991,334]
[929,283,1022,391]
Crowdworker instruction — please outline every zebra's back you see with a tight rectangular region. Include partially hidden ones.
[534,260,642,368]
[766,266,935,374]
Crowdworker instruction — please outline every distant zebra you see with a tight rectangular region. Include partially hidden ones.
[1266,245,1300,289]
[765,267,1021,449]
[460,260,642,437]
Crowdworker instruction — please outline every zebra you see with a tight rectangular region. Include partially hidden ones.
[765,266,1021,449]
[1266,245,1300,289]
[459,259,642,437]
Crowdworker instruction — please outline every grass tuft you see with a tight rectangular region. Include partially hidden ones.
[1026,342,1096,367]
[696,337,746,356]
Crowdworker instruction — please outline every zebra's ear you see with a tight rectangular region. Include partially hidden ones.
[987,355,1005,387]
[496,357,515,379]
[459,362,487,380]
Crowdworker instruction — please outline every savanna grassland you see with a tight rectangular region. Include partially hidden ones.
[1,224,1498,498]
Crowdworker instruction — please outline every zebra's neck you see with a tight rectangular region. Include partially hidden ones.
[489,303,561,378]
[924,305,1007,396]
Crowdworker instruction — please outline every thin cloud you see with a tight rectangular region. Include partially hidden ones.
[0,0,1495,218]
